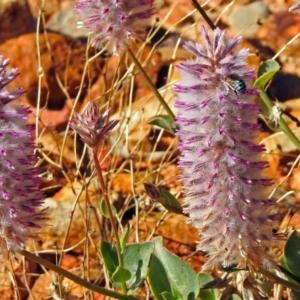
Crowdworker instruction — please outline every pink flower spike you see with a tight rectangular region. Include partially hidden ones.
[74,0,155,54]
[175,27,283,271]
[0,56,46,255]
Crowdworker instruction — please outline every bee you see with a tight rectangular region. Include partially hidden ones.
[225,75,246,96]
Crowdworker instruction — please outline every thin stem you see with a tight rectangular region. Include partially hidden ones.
[190,0,216,30]
[127,47,175,121]
[92,151,127,293]
[19,249,137,299]
[259,267,300,292]
[259,89,300,152]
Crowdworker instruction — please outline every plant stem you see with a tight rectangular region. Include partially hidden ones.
[127,47,175,121]
[93,151,127,293]
[259,267,300,292]
[190,0,216,30]
[258,89,300,152]
[20,249,137,299]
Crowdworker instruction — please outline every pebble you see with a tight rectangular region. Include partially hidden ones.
[228,1,270,38]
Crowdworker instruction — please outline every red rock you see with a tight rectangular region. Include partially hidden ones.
[14,259,39,299]
[28,98,76,133]
[0,0,35,44]
[28,255,86,300]
[0,33,102,108]
[38,182,104,255]
[27,0,73,19]
[256,11,300,52]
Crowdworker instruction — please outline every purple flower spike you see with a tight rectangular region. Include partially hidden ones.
[289,0,300,13]
[175,27,282,271]
[69,102,120,151]
[0,56,46,255]
[74,0,155,53]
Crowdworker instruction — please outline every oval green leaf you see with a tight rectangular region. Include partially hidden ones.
[148,114,176,134]
[198,273,214,286]
[100,241,118,276]
[280,230,300,299]
[112,266,132,283]
[148,237,199,300]
[161,291,179,300]
[157,189,183,215]
[283,230,300,277]
[198,273,218,299]
[121,225,131,251]
[147,252,172,300]
[199,290,217,300]
[100,198,117,218]
[254,60,280,89]
[123,241,154,292]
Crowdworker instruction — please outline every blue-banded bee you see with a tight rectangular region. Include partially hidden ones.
[225,74,246,96]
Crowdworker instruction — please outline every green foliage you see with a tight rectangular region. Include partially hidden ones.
[112,266,132,284]
[144,183,183,214]
[148,114,176,134]
[198,273,218,300]
[100,240,154,292]
[280,231,300,299]
[156,188,183,215]
[282,231,300,277]
[100,241,119,277]
[161,291,180,300]
[147,237,199,300]
[147,252,172,300]
[121,225,131,251]
[123,242,154,292]
[254,60,281,123]
[100,198,117,217]
[254,60,280,90]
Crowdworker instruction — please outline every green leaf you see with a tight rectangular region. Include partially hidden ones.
[280,231,300,299]
[148,237,199,300]
[283,230,300,277]
[292,289,300,300]
[198,273,214,286]
[157,188,183,215]
[199,290,217,300]
[121,225,131,251]
[112,266,132,283]
[100,198,117,218]
[123,241,154,292]
[148,114,176,134]
[147,252,172,300]
[100,241,118,276]
[254,60,280,89]
[279,265,300,284]
[161,291,179,300]
[198,273,218,300]
[100,241,154,291]
[170,282,185,300]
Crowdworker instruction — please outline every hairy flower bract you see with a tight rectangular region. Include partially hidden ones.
[174,26,280,271]
[0,56,45,255]
[69,102,120,151]
[289,0,300,13]
[74,0,155,53]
